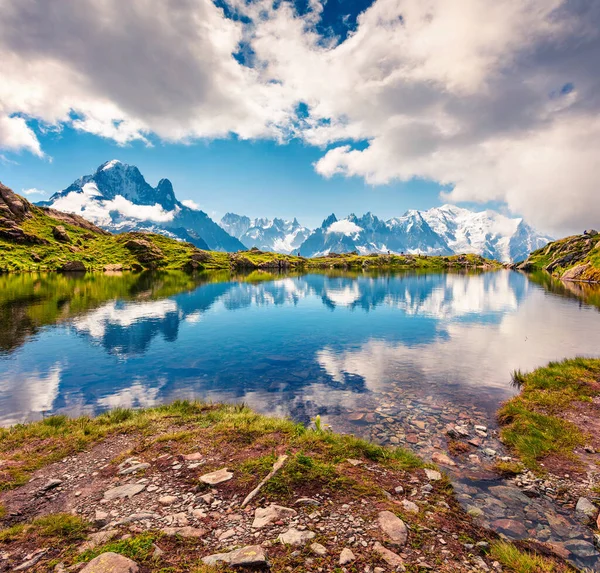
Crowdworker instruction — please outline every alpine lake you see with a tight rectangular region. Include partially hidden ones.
[1,268,600,569]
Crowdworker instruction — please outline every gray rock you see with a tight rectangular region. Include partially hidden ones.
[118,463,150,475]
[339,548,356,565]
[473,556,490,571]
[252,504,296,529]
[80,553,139,573]
[41,478,62,491]
[575,497,598,523]
[103,483,145,500]
[563,539,597,558]
[78,530,119,553]
[423,469,441,481]
[161,526,206,537]
[378,511,408,546]
[400,499,419,514]
[14,549,48,571]
[295,497,320,506]
[373,542,405,571]
[199,468,233,485]
[310,542,327,556]
[278,528,316,546]
[202,545,267,567]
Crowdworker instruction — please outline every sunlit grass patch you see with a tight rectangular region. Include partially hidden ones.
[0,514,88,544]
[490,542,562,573]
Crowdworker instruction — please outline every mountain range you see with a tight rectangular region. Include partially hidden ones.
[40,160,551,262]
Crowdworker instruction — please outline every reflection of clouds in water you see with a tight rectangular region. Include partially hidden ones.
[0,364,61,424]
[220,278,311,310]
[325,283,361,307]
[97,378,165,409]
[73,299,178,339]
[317,288,600,393]
[385,273,519,319]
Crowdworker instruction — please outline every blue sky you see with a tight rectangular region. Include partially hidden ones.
[1,124,452,228]
[1,0,599,235]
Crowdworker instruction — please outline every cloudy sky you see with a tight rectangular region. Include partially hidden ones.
[0,0,598,233]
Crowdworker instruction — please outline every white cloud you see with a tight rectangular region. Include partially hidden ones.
[1,0,599,234]
[181,199,201,210]
[51,182,177,224]
[22,187,46,196]
[326,220,363,235]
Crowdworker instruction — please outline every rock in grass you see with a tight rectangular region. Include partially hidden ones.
[202,545,267,567]
[400,499,419,514]
[424,469,442,481]
[373,542,406,571]
[199,468,233,485]
[80,552,139,573]
[378,511,408,547]
[310,542,327,556]
[103,483,145,500]
[278,528,316,546]
[252,504,297,529]
[339,548,356,565]
[77,529,119,553]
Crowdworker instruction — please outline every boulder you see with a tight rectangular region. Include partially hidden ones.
[584,229,598,236]
[339,548,355,565]
[252,504,296,529]
[80,553,139,573]
[103,264,124,272]
[278,528,316,546]
[310,542,327,556]
[60,260,86,272]
[562,263,591,281]
[373,542,406,570]
[52,225,71,242]
[122,237,164,265]
[199,468,233,485]
[377,511,408,546]
[103,483,146,500]
[202,545,267,567]
[575,497,598,523]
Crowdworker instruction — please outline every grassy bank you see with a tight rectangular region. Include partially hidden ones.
[519,232,600,283]
[498,358,600,472]
[0,401,572,573]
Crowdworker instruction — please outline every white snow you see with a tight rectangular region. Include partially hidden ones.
[101,159,122,171]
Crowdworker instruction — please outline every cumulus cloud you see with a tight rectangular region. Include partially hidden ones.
[181,199,201,210]
[22,187,46,196]
[326,220,363,235]
[51,183,177,224]
[1,0,599,234]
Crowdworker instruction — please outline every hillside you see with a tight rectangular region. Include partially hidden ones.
[518,230,600,283]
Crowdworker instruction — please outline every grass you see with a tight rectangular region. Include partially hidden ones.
[0,400,421,491]
[498,358,600,471]
[0,513,88,543]
[490,542,563,573]
[78,532,157,563]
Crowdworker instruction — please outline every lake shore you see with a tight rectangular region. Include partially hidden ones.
[0,402,571,573]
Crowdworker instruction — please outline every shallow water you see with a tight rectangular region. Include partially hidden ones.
[1,269,599,568]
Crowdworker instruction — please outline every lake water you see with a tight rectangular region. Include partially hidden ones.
[1,269,599,568]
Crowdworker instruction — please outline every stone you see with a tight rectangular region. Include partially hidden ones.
[60,260,86,272]
[373,542,406,571]
[424,469,442,481]
[183,452,203,461]
[161,526,206,538]
[202,545,267,567]
[41,478,63,491]
[14,549,48,571]
[80,553,139,573]
[378,511,408,547]
[400,499,419,514]
[118,463,150,475]
[295,497,320,506]
[252,504,297,528]
[199,468,233,485]
[431,452,456,467]
[473,556,490,571]
[103,483,146,500]
[78,530,119,553]
[94,510,109,527]
[310,542,327,556]
[52,225,71,243]
[159,495,178,506]
[467,505,484,518]
[575,497,598,523]
[278,528,316,546]
[339,548,356,565]
[346,458,364,466]
[563,539,597,558]
[491,519,527,538]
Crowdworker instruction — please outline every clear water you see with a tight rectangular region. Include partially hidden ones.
[1,269,599,567]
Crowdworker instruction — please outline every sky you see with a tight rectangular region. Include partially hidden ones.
[1,0,599,235]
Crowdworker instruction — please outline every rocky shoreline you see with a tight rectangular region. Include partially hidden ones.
[0,402,574,573]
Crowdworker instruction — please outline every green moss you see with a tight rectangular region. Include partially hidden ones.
[498,358,600,471]
[78,532,157,562]
[0,514,88,543]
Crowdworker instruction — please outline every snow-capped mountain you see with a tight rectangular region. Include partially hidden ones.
[220,213,311,254]
[298,207,551,262]
[42,161,245,252]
